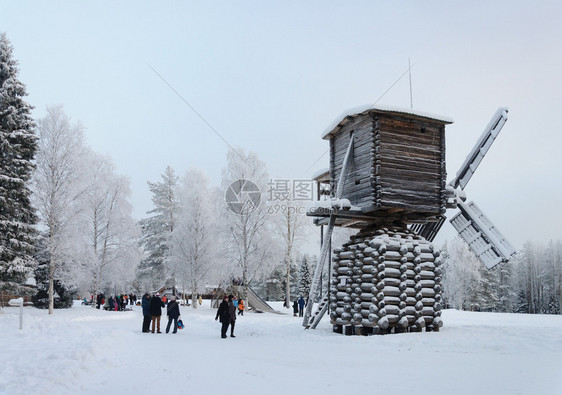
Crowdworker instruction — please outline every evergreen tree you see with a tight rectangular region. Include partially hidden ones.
[0,33,38,295]
[497,260,516,313]
[298,255,312,298]
[137,166,179,290]
[32,234,76,309]
[474,265,500,312]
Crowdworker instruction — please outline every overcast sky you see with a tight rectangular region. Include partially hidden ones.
[2,1,561,252]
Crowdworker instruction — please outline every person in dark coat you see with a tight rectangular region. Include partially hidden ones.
[228,295,236,338]
[298,296,306,317]
[141,293,151,333]
[96,293,103,309]
[215,295,230,339]
[166,295,181,334]
[150,293,165,333]
[293,298,299,317]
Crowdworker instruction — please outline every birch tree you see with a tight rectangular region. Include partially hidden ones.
[222,147,276,300]
[278,201,307,309]
[170,168,216,308]
[76,153,139,296]
[441,238,481,310]
[31,105,86,314]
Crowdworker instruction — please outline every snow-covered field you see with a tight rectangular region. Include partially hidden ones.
[1,301,561,395]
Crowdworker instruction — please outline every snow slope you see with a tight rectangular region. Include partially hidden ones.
[1,301,561,395]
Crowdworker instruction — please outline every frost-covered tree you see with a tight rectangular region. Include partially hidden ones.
[441,238,481,310]
[271,200,307,309]
[474,264,500,312]
[497,260,516,313]
[137,166,179,291]
[298,254,312,298]
[170,168,216,308]
[0,33,38,297]
[221,147,276,300]
[31,105,86,313]
[32,233,77,309]
[76,153,140,296]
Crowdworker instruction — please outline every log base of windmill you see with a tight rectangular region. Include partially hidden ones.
[329,226,443,335]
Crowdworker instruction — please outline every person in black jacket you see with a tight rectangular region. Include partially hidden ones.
[166,295,181,334]
[141,293,151,333]
[150,293,165,333]
[228,295,236,338]
[215,295,230,339]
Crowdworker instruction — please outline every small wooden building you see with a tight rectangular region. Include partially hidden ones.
[321,105,453,227]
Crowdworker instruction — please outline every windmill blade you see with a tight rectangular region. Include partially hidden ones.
[449,201,516,269]
[450,107,509,190]
[410,215,446,242]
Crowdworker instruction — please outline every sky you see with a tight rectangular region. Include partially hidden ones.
[2,1,562,252]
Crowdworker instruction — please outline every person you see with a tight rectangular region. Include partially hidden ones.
[141,293,151,333]
[198,295,203,305]
[298,296,306,317]
[96,293,103,309]
[150,293,165,333]
[293,298,298,317]
[215,295,230,339]
[228,295,237,338]
[238,299,245,316]
[166,295,181,334]
[108,296,115,311]
[162,294,168,304]
[233,296,238,310]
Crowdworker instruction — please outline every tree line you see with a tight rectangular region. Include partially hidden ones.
[441,238,562,314]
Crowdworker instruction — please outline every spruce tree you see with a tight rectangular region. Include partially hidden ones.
[0,33,37,295]
[137,166,179,290]
[298,255,312,298]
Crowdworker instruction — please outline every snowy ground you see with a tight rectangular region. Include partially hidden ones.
[1,301,561,395]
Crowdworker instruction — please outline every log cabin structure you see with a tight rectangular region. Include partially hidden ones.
[305,105,515,335]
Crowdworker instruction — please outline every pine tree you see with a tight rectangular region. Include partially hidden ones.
[0,33,37,295]
[298,255,312,298]
[137,166,179,290]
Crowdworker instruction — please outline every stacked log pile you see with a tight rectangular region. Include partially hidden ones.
[329,226,443,335]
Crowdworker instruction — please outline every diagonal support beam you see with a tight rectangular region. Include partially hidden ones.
[303,135,354,328]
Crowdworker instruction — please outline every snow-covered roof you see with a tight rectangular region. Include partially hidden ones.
[322,104,454,139]
[311,168,329,181]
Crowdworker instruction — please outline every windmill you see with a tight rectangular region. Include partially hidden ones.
[305,106,515,334]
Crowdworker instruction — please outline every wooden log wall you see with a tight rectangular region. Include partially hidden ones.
[329,112,447,218]
[329,227,443,335]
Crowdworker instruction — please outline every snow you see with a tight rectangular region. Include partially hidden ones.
[1,301,562,395]
[321,104,454,139]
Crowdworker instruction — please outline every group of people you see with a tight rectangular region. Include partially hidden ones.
[141,293,181,334]
[95,293,138,311]
[215,294,243,338]
[138,292,246,338]
[293,296,306,317]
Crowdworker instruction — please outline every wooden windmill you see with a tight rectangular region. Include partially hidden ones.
[305,105,515,334]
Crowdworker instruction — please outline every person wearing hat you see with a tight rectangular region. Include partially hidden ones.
[141,293,151,333]
[150,293,165,333]
[165,295,181,334]
[215,295,231,339]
